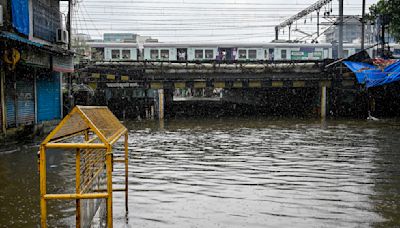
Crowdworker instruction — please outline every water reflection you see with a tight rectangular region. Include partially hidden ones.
[1,118,400,227]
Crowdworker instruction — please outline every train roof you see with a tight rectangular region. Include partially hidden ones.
[87,42,139,48]
[143,42,332,48]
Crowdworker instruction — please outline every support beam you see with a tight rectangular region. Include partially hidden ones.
[40,146,47,228]
[275,0,333,38]
[157,89,164,120]
[321,86,327,119]
[76,149,81,228]
[106,146,113,228]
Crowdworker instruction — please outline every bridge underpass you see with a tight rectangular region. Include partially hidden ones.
[75,60,363,119]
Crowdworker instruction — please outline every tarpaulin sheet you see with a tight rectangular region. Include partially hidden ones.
[11,0,30,36]
[344,60,400,88]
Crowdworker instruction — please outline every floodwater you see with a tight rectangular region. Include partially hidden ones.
[1,117,400,227]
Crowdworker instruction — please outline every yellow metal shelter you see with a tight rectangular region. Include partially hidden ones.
[39,106,129,228]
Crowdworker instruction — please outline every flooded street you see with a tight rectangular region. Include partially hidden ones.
[1,117,400,227]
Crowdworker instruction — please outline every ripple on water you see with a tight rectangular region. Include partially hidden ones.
[108,119,400,228]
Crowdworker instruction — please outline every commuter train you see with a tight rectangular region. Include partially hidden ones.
[88,41,400,62]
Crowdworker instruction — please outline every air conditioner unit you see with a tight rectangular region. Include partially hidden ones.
[56,28,68,44]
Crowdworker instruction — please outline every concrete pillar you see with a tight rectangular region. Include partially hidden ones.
[320,86,327,119]
[157,89,164,120]
[150,105,154,119]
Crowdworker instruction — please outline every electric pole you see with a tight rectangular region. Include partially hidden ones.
[338,0,344,58]
[361,0,366,50]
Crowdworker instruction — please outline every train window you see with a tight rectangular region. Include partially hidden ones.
[122,50,131,59]
[205,49,214,59]
[238,50,247,59]
[195,49,203,59]
[281,50,287,59]
[394,49,400,55]
[161,50,169,60]
[150,49,159,59]
[91,47,104,61]
[111,49,120,59]
[248,50,257,59]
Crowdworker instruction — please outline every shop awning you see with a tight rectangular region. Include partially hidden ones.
[0,31,43,48]
[0,31,74,56]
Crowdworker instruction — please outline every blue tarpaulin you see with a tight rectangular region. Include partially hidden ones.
[344,60,400,88]
[11,0,30,36]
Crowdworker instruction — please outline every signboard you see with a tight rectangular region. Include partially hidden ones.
[106,82,139,88]
[291,51,323,60]
[53,55,74,73]
[20,49,50,68]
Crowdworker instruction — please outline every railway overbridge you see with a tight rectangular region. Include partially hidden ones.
[75,59,360,119]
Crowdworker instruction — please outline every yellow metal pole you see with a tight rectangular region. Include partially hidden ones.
[45,143,107,149]
[76,148,81,228]
[106,145,113,228]
[124,132,129,212]
[84,130,89,141]
[40,145,47,228]
[44,193,109,200]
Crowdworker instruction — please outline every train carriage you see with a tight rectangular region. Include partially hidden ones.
[272,43,332,60]
[143,43,220,61]
[88,42,139,61]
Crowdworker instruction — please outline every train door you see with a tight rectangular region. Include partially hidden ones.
[177,48,187,61]
[269,49,274,60]
[218,48,234,60]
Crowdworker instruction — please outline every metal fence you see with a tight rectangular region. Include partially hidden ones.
[39,106,129,228]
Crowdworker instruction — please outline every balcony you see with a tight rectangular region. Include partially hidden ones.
[32,0,61,43]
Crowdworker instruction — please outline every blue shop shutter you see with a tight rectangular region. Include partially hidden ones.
[11,0,30,36]
[37,72,61,122]
[5,76,16,128]
[16,78,35,125]
[6,94,16,128]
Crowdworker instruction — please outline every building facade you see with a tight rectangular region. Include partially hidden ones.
[0,0,73,138]
[324,18,376,44]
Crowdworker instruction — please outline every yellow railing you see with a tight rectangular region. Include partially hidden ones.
[39,106,129,228]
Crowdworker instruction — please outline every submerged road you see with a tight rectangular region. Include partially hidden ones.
[1,117,400,227]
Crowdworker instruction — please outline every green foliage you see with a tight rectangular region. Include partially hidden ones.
[368,0,400,42]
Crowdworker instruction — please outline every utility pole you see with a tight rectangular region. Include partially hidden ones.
[361,0,366,50]
[67,0,73,111]
[338,0,344,58]
[381,15,385,57]
[67,0,72,50]
[317,10,320,37]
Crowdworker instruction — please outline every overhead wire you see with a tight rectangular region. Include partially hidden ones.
[71,0,372,42]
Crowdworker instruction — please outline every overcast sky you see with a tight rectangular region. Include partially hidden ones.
[62,0,379,43]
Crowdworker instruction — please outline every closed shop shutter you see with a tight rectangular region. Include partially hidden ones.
[16,75,35,125]
[5,75,16,128]
[37,72,61,122]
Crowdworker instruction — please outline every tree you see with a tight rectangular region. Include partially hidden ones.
[368,0,400,42]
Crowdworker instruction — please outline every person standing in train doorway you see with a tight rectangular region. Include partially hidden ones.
[232,48,237,61]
